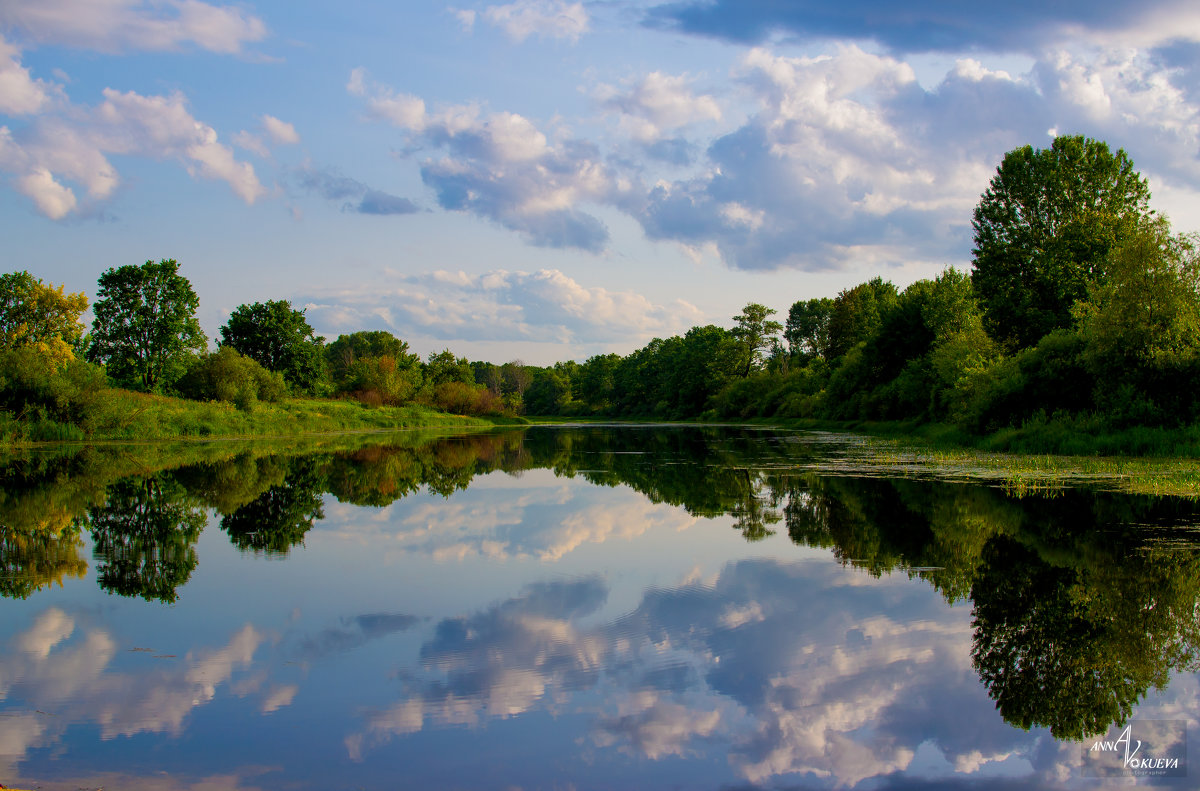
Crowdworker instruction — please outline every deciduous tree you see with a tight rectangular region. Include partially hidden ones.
[220,300,328,395]
[0,271,88,368]
[732,303,782,377]
[971,135,1152,349]
[88,260,206,391]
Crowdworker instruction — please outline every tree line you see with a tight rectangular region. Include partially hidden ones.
[3,134,1198,441]
[516,135,1200,441]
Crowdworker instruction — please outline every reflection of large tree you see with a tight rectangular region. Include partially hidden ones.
[220,457,325,555]
[89,474,206,603]
[971,535,1200,739]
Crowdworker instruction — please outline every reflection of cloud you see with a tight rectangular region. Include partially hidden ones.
[292,612,421,660]
[342,555,1086,788]
[592,690,724,759]
[320,475,700,562]
[260,684,298,713]
[0,608,266,769]
[347,577,608,758]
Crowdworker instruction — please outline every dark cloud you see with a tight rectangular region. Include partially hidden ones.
[644,0,1175,54]
[296,166,419,216]
[358,189,419,215]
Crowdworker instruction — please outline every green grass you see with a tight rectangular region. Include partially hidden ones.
[4,389,525,446]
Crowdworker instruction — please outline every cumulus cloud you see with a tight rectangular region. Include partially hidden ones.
[0,0,268,54]
[303,267,703,349]
[0,34,59,115]
[643,0,1200,54]
[0,84,264,218]
[481,0,589,43]
[626,45,990,270]
[297,165,420,216]
[235,114,301,157]
[348,69,617,250]
[595,71,722,147]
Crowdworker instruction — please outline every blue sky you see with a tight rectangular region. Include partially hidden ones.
[4,0,1200,364]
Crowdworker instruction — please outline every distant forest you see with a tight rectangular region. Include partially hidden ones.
[4,135,1199,445]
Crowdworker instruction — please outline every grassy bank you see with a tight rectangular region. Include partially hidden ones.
[2,388,525,445]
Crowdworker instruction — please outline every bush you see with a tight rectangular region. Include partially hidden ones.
[0,347,108,430]
[176,347,287,411]
[343,355,422,405]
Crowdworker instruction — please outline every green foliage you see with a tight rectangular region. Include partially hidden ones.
[785,297,834,360]
[326,331,413,382]
[0,346,108,431]
[345,354,423,406]
[424,349,476,388]
[220,300,328,395]
[578,353,620,411]
[431,380,505,416]
[88,259,207,392]
[972,135,1152,349]
[525,369,571,415]
[176,346,287,411]
[826,277,897,362]
[731,303,783,376]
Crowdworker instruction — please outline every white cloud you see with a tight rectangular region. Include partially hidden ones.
[95,88,265,203]
[304,268,703,350]
[0,85,265,218]
[16,166,77,218]
[261,114,299,145]
[233,115,300,158]
[481,0,588,43]
[0,34,57,115]
[349,71,614,250]
[596,71,722,143]
[0,0,268,54]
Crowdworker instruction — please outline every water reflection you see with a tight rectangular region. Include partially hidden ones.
[0,426,1198,788]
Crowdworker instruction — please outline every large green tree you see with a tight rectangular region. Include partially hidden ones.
[219,300,328,394]
[88,259,207,391]
[971,135,1152,349]
[785,297,834,361]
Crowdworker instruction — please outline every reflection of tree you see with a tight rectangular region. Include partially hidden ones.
[971,535,1200,739]
[0,519,89,599]
[89,474,206,603]
[220,457,325,555]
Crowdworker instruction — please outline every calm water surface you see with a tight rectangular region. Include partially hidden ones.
[1,425,1197,789]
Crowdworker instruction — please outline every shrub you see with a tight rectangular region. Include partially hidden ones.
[0,347,108,430]
[176,347,286,411]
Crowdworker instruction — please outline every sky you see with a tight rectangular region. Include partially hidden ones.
[3,0,1200,365]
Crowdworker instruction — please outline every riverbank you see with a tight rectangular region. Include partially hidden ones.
[1,388,525,445]
[526,415,1200,496]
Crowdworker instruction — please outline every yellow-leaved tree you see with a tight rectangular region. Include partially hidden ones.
[0,270,88,367]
